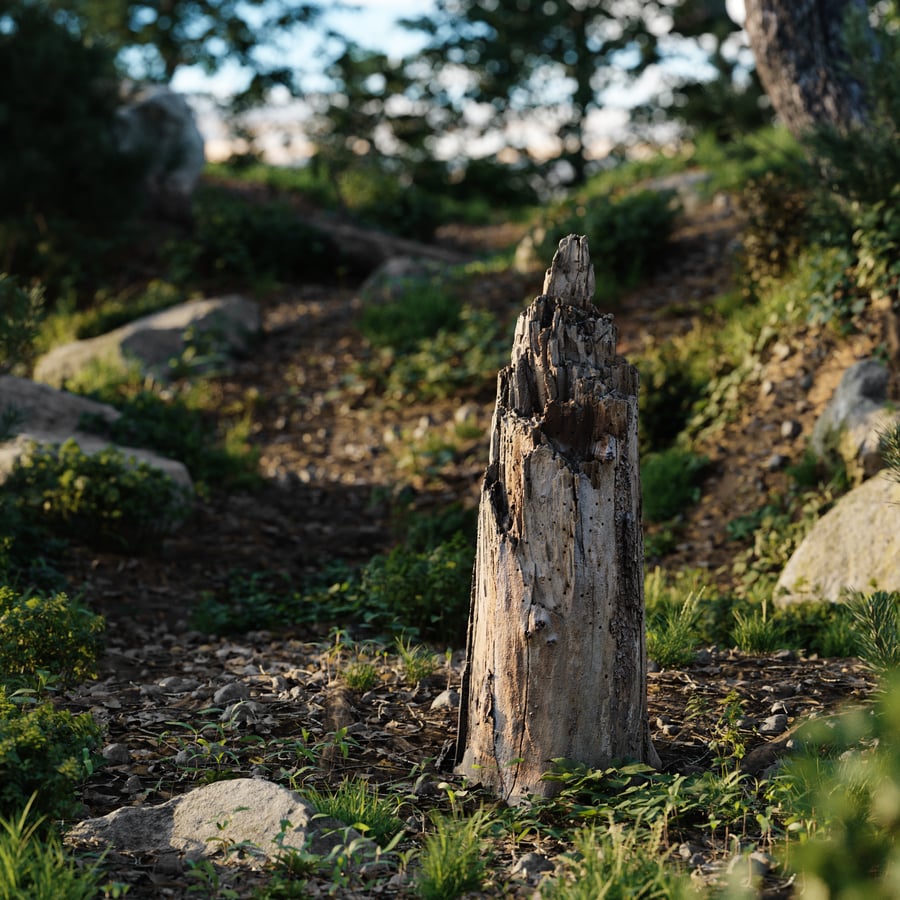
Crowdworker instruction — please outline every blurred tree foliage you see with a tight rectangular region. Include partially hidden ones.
[40,0,323,107]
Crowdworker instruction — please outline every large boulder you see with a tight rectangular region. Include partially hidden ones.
[33,296,260,388]
[775,472,900,605]
[0,375,192,492]
[810,359,900,483]
[66,778,368,864]
[116,85,205,220]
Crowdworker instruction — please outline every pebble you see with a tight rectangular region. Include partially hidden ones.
[124,774,143,794]
[213,682,250,705]
[780,419,802,440]
[430,689,460,710]
[770,700,790,715]
[764,453,789,470]
[759,714,789,735]
[508,852,553,884]
[101,743,132,765]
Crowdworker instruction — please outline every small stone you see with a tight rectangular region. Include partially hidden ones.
[772,341,792,362]
[508,852,553,884]
[780,420,802,440]
[773,649,796,661]
[124,775,143,794]
[213,682,250,705]
[430,689,460,710]
[759,714,789,735]
[695,648,713,664]
[764,453,789,471]
[735,717,756,730]
[760,380,775,397]
[770,701,790,715]
[101,743,131,765]
[220,700,264,723]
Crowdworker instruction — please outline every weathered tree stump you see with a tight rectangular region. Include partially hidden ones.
[455,235,659,804]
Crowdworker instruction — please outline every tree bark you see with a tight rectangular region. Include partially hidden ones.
[455,235,659,805]
[743,0,871,136]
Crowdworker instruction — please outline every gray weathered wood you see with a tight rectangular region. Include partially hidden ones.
[455,235,658,804]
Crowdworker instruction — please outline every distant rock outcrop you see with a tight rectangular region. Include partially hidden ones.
[775,471,900,605]
[33,296,260,388]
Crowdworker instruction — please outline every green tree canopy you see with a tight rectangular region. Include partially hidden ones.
[404,0,661,185]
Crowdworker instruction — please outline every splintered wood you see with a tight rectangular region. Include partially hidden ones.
[456,235,658,804]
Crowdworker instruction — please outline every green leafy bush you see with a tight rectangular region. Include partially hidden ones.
[4,439,190,552]
[776,676,900,898]
[0,275,43,376]
[80,388,260,491]
[360,306,508,403]
[307,533,474,645]
[0,690,102,820]
[737,171,811,288]
[539,189,680,302]
[360,282,462,353]
[303,777,402,847]
[0,588,103,688]
[641,447,707,523]
[167,188,345,287]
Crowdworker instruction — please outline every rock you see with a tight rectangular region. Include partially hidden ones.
[0,375,192,493]
[508,851,554,884]
[759,714,789,735]
[775,472,900,604]
[101,743,132,765]
[34,296,260,388]
[213,682,251,705]
[780,419,802,440]
[65,778,369,863]
[430,689,460,710]
[810,359,900,482]
[116,85,205,221]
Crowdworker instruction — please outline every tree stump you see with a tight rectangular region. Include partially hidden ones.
[455,235,659,804]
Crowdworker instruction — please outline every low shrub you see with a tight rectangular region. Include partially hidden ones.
[0,587,103,688]
[4,439,191,552]
[0,275,43,376]
[303,777,402,847]
[0,689,102,820]
[166,187,345,288]
[641,447,708,523]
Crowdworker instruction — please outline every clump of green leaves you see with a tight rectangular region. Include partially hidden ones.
[646,589,701,668]
[309,532,474,645]
[0,587,103,688]
[775,674,900,897]
[360,281,461,354]
[80,385,260,492]
[395,636,440,685]
[0,797,102,899]
[0,275,43,376]
[641,447,708,524]
[0,689,102,820]
[166,187,345,288]
[731,598,784,654]
[3,439,190,552]
[304,777,403,848]
[416,809,491,900]
[846,590,900,675]
[541,820,692,900]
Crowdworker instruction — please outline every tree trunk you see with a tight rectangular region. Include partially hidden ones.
[455,235,659,805]
[743,0,870,136]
